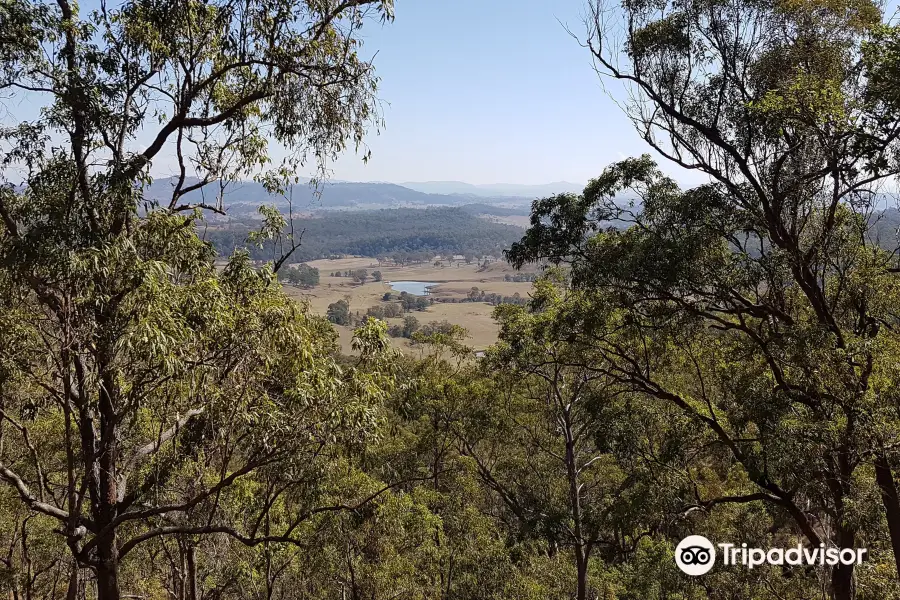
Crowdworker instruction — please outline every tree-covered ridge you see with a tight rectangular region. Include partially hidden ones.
[144,177,482,212]
[204,207,525,261]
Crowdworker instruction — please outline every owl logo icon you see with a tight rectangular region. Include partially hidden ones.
[675,535,716,576]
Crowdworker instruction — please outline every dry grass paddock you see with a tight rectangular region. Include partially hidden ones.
[282,258,538,354]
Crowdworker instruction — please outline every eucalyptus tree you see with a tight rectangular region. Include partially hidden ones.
[508,151,900,598]
[471,284,646,600]
[503,0,900,597]
[0,0,394,598]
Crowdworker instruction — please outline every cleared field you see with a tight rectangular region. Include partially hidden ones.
[286,258,539,354]
[307,257,380,271]
[480,214,532,228]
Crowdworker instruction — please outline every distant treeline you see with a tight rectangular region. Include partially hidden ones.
[433,286,528,307]
[203,207,524,261]
[504,272,538,282]
[458,203,531,217]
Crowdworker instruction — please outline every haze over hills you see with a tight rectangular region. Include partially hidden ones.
[144,176,538,215]
[400,180,584,197]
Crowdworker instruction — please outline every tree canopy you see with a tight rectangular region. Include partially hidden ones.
[5,0,900,598]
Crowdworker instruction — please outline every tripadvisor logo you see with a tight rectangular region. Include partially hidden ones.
[675,536,867,576]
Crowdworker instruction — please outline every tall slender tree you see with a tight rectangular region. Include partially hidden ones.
[0,1,393,598]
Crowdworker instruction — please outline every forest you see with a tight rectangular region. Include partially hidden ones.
[2,0,900,599]
[203,208,524,262]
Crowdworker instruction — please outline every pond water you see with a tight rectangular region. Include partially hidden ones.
[389,281,434,296]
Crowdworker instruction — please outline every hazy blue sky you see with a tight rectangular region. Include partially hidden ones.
[0,0,708,187]
[323,0,687,186]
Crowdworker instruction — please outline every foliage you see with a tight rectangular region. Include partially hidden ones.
[326,299,352,326]
[387,315,419,339]
[277,263,320,287]
[367,302,404,320]
[353,269,369,284]
[398,291,431,312]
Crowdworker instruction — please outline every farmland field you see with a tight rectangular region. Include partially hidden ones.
[282,257,538,353]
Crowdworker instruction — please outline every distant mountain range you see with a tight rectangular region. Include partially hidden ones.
[400,180,584,198]
[143,177,543,215]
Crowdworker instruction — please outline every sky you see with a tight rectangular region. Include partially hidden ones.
[323,0,690,187]
[0,0,709,188]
